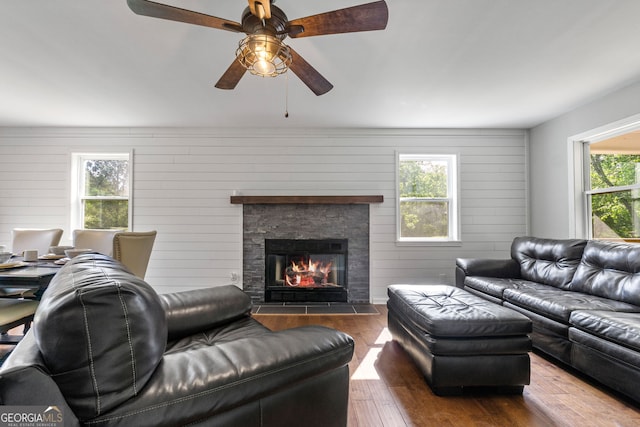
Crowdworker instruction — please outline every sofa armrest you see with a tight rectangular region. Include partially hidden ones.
[455,258,521,287]
[94,326,354,426]
[159,285,252,340]
[0,334,81,426]
[0,365,80,427]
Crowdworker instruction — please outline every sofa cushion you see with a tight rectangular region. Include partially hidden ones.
[86,324,354,426]
[33,254,167,420]
[464,276,552,299]
[503,287,640,324]
[570,240,640,305]
[570,310,640,353]
[511,236,587,289]
[164,315,269,354]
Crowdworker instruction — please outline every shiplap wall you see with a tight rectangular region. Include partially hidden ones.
[0,127,527,302]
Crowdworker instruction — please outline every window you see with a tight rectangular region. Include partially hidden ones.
[397,153,459,242]
[585,137,640,241]
[71,152,131,231]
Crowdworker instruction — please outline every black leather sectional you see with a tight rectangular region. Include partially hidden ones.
[0,254,354,426]
[456,236,640,403]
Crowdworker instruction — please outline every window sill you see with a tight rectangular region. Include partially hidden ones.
[395,240,462,247]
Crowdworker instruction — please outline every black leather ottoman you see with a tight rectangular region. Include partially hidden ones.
[387,284,532,395]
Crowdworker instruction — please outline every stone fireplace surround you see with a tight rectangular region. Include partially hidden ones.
[233,196,383,304]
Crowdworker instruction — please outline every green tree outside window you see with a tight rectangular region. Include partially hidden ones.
[398,155,456,240]
[82,159,129,230]
[590,154,640,239]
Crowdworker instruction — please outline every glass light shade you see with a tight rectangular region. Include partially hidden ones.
[236,34,292,77]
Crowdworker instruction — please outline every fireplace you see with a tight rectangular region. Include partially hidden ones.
[234,196,384,304]
[265,239,348,303]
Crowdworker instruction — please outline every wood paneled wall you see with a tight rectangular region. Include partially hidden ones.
[0,128,527,301]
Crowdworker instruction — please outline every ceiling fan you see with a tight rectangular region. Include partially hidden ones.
[127,0,389,95]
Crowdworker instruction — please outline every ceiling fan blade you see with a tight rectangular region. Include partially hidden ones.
[287,0,388,38]
[127,0,243,33]
[248,0,271,20]
[215,58,247,90]
[287,47,333,96]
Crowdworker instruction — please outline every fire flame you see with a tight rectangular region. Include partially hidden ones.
[285,258,333,287]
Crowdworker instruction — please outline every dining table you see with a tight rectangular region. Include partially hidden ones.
[0,256,64,300]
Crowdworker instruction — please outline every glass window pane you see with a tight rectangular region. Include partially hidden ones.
[83,200,129,229]
[399,159,448,198]
[400,200,449,238]
[84,159,129,197]
[591,190,640,239]
[590,154,640,190]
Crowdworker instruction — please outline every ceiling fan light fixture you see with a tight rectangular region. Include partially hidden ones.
[128,0,389,95]
[236,34,292,77]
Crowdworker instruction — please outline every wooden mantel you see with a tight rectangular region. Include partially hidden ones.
[230,195,384,205]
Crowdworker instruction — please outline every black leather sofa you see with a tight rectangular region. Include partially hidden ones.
[456,236,640,403]
[0,254,354,426]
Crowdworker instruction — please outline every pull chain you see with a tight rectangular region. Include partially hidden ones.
[284,72,289,118]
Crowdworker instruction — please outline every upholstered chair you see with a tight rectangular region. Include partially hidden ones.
[113,231,157,279]
[72,229,121,257]
[11,228,63,256]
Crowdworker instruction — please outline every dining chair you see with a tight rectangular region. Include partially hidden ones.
[11,228,64,256]
[113,231,157,279]
[72,229,121,257]
[0,298,39,345]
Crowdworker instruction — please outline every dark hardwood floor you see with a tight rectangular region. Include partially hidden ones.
[255,305,640,427]
[2,305,639,426]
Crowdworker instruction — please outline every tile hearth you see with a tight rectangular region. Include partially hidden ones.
[251,303,379,315]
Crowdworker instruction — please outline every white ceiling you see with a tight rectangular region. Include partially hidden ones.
[2,0,640,129]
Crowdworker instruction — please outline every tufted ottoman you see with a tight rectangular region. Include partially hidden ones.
[387,284,532,395]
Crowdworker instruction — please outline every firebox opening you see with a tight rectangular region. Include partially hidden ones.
[265,239,348,303]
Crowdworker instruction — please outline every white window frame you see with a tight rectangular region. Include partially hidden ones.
[70,152,133,231]
[396,153,460,244]
[568,113,640,238]
[583,141,640,240]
